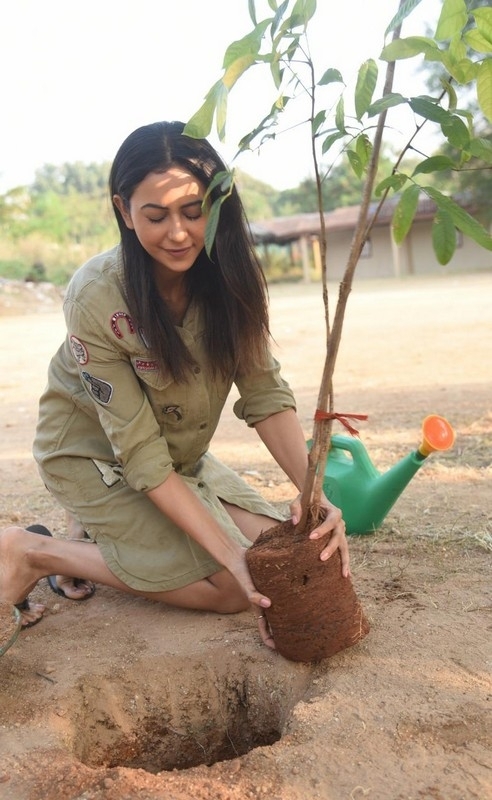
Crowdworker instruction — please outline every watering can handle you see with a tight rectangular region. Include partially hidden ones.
[330,434,367,455]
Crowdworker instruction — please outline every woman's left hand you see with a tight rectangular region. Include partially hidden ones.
[290,494,351,578]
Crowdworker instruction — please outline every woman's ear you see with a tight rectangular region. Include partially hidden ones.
[113,195,134,229]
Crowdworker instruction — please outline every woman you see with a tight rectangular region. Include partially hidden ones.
[1,121,349,650]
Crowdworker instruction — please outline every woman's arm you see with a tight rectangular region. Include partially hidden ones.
[254,408,350,576]
[146,472,272,608]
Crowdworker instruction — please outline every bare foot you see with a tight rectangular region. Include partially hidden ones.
[15,599,46,628]
[50,575,95,600]
[0,526,47,627]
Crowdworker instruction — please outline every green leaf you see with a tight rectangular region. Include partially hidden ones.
[463,27,492,54]
[440,50,479,83]
[392,184,420,245]
[184,84,222,139]
[203,171,234,258]
[380,36,443,62]
[412,156,456,176]
[477,59,492,123]
[312,110,326,136]
[347,150,364,179]
[248,0,257,26]
[271,1,290,37]
[318,67,344,86]
[204,199,222,257]
[321,129,346,154]
[354,59,378,120]
[435,0,468,42]
[290,0,317,27]
[472,7,492,50]
[374,173,408,197]
[385,0,424,37]
[215,83,229,141]
[432,209,456,265]
[335,96,346,133]
[425,186,492,250]
[440,77,458,111]
[367,93,407,117]
[222,24,267,71]
[355,133,372,169]
[409,97,453,123]
[440,114,471,148]
[468,137,492,164]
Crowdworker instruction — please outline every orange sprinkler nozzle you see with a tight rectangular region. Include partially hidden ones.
[418,415,456,457]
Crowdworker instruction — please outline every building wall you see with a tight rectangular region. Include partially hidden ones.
[320,220,492,280]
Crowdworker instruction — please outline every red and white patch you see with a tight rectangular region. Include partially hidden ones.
[69,335,89,365]
[111,311,135,339]
[135,359,158,371]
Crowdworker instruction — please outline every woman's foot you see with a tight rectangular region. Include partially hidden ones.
[15,597,46,628]
[47,574,95,600]
[0,526,47,628]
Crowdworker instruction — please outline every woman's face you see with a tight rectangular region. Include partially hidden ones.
[113,167,207,278]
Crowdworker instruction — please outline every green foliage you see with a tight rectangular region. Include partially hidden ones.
[0,161,118,282]
[185,0,492,268]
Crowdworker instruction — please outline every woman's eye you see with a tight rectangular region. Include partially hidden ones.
[184,213,202,221]
[148,217,165,224]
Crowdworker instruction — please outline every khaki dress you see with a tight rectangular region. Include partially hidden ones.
[33,246,296,592]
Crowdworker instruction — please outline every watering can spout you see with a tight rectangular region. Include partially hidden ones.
[322,415,455,535]
[417,414,456,458]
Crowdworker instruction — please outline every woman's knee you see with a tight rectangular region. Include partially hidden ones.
[206,571,249,613]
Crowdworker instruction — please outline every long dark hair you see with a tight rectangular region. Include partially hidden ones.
[109,120,270,381]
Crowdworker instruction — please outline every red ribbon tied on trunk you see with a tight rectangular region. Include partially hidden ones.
[314,410,368,436]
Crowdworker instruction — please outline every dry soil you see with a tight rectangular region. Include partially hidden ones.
[0,273,491,800]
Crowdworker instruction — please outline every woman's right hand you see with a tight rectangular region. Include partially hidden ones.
[226,548,276,650]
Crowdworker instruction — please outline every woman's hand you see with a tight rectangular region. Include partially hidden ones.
[290,494,351,578]
[225,547,276,650]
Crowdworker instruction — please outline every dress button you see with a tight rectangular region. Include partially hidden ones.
[193,366,201,374]
[199,422,207,430]
[197,481,204,488]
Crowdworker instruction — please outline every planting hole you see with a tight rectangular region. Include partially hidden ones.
[70,650,309,773]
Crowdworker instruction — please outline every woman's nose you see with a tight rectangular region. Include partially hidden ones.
[167,216,187,242]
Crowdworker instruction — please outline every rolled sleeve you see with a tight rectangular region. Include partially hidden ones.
[233,354,296,427]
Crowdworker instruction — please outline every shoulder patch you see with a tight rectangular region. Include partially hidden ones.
[111,311,135,339]
[81,371,113,405]
[69,335,89,365]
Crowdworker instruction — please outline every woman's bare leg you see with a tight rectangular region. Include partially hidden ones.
[0,527,249,626]
[51,511,95,600]
[220,501,279,543]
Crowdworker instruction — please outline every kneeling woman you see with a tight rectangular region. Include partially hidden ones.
[2,121,349,650]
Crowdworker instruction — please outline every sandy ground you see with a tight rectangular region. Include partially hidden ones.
[0,273,491,800]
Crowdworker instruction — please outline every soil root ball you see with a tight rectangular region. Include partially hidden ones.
[246,516,370,663]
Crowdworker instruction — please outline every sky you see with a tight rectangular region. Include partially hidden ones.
[1,0,443,193]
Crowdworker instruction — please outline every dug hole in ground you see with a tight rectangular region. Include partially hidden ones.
[0,272,490,800]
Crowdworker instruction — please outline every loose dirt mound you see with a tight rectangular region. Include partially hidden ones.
[0,274,491,800]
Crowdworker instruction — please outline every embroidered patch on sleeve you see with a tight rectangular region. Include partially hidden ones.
[81,371,113,404]
[162,405,183,421]
[135,359,158,371]
[69,335,89,365]
[91,458,123,487]
[110,311,135,339]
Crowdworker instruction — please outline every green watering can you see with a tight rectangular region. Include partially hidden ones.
[316,415,455,535]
